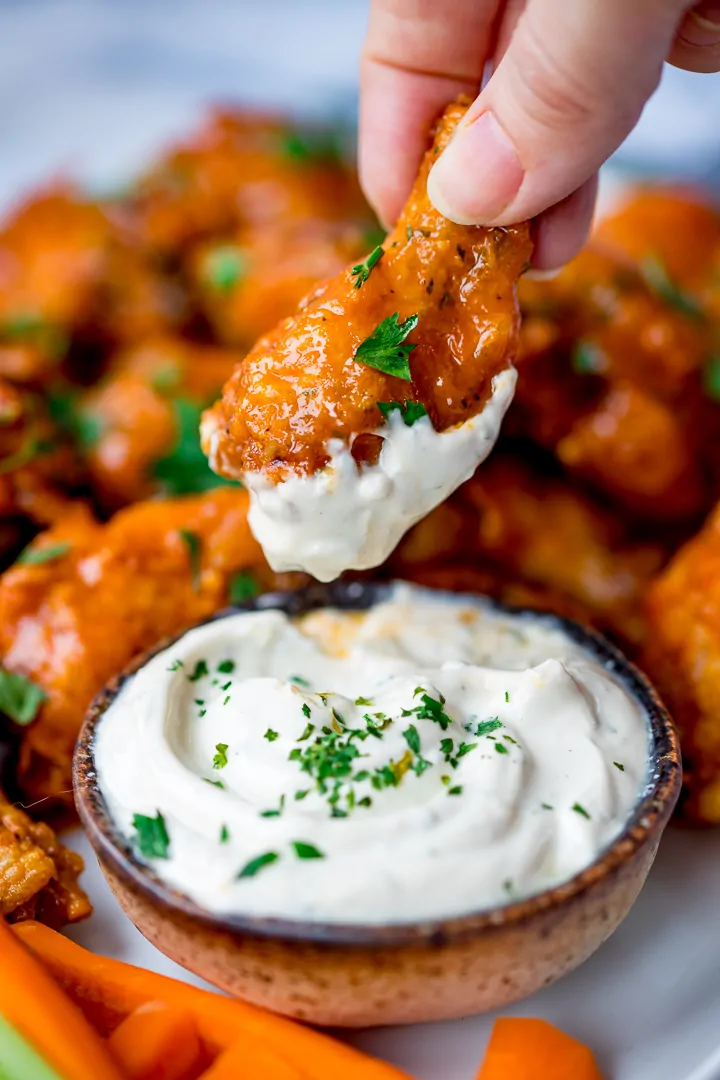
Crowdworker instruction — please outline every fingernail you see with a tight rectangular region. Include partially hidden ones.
[427,111,524,225]
[688,6,720,41]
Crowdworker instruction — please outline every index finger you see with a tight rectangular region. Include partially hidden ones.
[359,0,500,227]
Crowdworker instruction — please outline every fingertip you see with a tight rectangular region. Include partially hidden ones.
[529,175,599,271]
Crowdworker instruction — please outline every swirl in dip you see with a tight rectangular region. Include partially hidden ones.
[95,584,648,924]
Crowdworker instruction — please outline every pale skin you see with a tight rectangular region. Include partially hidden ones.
[359,0,720,268]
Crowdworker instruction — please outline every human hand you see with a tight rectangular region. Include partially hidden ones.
[359,0,720,268]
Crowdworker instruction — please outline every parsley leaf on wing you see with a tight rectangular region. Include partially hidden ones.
[354,313,419,381]
[0,669,47,726]
[377,400,428,426]
[351,245,384,289]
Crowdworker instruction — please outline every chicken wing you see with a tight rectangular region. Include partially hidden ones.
[0,488,303,808]
[644,501,720,823]
[203,98,532,580]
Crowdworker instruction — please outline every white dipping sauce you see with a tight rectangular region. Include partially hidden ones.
[204,368,515,582]
[95,584,648,924]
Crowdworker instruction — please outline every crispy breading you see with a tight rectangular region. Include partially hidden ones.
[0,794,90,927]
[203,98,532,482]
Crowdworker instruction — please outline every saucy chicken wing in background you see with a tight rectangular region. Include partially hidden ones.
[203,98,532,580]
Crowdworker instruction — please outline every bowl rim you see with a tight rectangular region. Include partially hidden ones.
[74,579,682,948]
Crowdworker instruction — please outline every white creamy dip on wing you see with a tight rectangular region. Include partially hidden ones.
[95,584,648,924]
[203,368,515,581]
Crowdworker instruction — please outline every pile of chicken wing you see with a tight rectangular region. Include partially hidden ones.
[0,105,719,928]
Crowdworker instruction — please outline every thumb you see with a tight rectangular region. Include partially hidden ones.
[427,0,684,226]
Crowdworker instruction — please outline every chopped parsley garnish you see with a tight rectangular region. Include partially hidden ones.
[702,355,720,402]
[0,668,47,726]
[571,340,606,376]
[220,824,230,843]
[377,400,428,426]
[201,244,246,292]
[237,851,279,879]
[179,529,202,590]
[447,785,463,796]
[354,696,373,706]
[188,659,208,682]
[301,703,312,720]
[229,570,260,604]
[217,660,235,674]
[223,696,230,706]
[16,541,71,566]
[440,738,453,756]
[412,692,453,731]
[613,762,625,772]
[475,718,502,737]
[153,398,234,496]
[294,789,310,801]
[354,312,419,381]
[572,802,591,819]
[167,659,183,672]
[402,724,421,754]
[494,743,509,755]
[456,741,477,758]
[220,681,232,692]
[505,691,509,703]
[205,778,224,789]
[351,245,384,288]
[541,803,553,810]
[260,794,285,818]
[212,743,229,769]
[292,841,325,860]
[264,729,279,742]
[132,812,170,860]
[298,722,315,741]
[641,255,705,321]
[503,735,518,745]
[290,675,310,687]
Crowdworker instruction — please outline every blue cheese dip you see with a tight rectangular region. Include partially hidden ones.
[94,584,648,924]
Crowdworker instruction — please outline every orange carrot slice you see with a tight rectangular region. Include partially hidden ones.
[13,922,413,1080]
[107,1001,203,1080]
[202,1037,309,1080]
[476,1018,605,1080]
[0,917,124,1080]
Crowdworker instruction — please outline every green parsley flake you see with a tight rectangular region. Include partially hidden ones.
[613,761,625,772]
[541,803,554,810]
[354,312,419,381]
[301,703,312,720]
[17,542,71,566]
[505,691,509,703]
[212,743,229,769]
[377,400,428,426]
[217,660,235,674]
[188,659,208,682]
[292,841,325,860]
[260,794,286,819]
[351,245,384,289]
[702,355,720,402]
[264,729,279,742]
[220,824,230,843]
[179,529,202,590]
[0,669,47,726]
[457,742,477,758]
[447,785,463,796]
[440,738,454,755]
[494,743,509,756]
[153,398,234,496]
[571,340,606,376]
[412,692,453,731]
[202,245,246,292]
[572,802,591,819]
[228,570,260,604]
[290,675,310,687]
[475,718,502,737]
[641,255,705,321]
[402,724,421,755]
[294,789,310,801]
[237,851,279,879]
[298,722,315,741]
[167,659,183,672]
[132,812,170,860]
[354,696,373,706]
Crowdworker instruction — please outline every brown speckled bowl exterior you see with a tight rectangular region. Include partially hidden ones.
[74,581,681,1027]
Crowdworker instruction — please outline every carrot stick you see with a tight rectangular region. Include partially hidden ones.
[107,1001,203,1080]
[0,918,124,1080]
[476,1018,605,1080]
[13,922,413,1080]
[0,1014,66,1080]
[201,1038,310,1080]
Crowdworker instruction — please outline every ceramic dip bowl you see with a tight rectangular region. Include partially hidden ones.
[74,580,681,1027]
